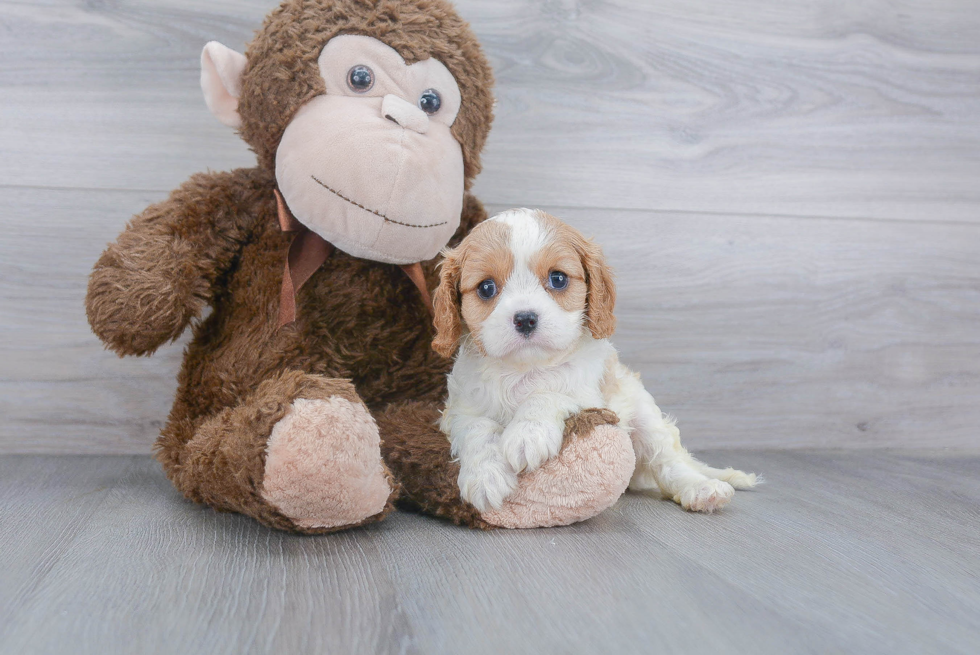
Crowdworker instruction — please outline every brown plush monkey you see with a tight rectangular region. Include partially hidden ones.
[86,0,632,533]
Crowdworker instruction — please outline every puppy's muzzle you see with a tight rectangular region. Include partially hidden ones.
[513,311,538,337]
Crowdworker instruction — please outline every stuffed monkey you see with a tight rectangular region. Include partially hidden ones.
[86,0,634,533]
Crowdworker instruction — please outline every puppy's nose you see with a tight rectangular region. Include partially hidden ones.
[513,311,538,336]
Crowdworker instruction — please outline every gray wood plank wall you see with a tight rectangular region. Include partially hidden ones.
[1,0,978,453]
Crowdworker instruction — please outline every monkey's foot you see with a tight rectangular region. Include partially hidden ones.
[482,410,634,529]
[261,397,394,529]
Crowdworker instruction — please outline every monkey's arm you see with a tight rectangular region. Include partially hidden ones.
[86,167,272,356]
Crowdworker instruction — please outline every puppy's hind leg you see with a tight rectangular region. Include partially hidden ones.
[625,386,745,513]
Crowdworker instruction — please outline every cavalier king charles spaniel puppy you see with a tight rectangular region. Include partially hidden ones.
[432,208,758,513]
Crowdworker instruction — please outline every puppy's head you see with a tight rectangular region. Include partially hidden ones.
[433,208,615,362]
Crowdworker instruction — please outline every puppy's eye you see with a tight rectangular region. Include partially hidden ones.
[548,271,569,290]
[418,89,441,114]
[347,65,374,92]
[476,279,497,300]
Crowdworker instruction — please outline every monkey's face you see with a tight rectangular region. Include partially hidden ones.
[273,35,465,264]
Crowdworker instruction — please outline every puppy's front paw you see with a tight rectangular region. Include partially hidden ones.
[500,420,564,473]
[675,479,735,513]
[458,459,518,512]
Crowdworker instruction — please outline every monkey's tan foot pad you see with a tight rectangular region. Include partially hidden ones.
[481,423,635,529]
[261,397,391,529]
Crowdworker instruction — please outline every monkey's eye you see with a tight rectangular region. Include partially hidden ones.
[548,271,569,290]
[476,279,497,300]
[347,65,374,92]
[418,89,442,114]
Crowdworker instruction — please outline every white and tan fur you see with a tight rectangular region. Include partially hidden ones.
[433,208,758,513]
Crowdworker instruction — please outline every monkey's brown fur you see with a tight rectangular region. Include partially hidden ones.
[86,0,617,533]
[240,0,494,182]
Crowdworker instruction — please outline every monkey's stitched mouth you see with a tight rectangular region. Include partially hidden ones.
[310,176,448,229]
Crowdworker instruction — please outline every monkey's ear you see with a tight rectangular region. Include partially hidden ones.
[200,41,247,128]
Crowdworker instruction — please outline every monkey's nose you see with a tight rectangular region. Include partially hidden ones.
[513,311,538,337]
[381,94,429,134]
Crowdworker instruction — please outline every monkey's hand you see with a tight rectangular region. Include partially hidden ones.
[86,168,269,356]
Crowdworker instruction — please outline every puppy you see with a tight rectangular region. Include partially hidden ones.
[433,208,758,513]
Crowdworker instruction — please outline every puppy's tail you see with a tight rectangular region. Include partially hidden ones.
[694,463,761,489]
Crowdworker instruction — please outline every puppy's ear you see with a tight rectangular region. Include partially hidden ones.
[577,237,616,339]
[432,246,465,358]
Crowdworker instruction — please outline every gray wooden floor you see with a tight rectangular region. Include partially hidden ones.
[1,450,978,654]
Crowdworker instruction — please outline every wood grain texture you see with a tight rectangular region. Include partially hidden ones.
[1,451,978,654]
[2,188,977,452]
[470,0,980,221]
[0,0,269,193]
[1,0,979,452]
[0,188,186,453]
[1,0,977,220]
